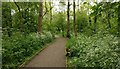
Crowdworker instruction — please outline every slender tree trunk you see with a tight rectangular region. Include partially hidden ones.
[78,0,79,11]
[49,2,52,32]
[107,13,111,29]
[49,2,54,37]
[105,2,111,29]
[49,2,52,25]
[106,9,111,29]
[8,7,12,37]
[38,2,43,34]
[118,3,120,37]
[89,16,91,26]
[73,1,77,36]
[94,15,97,33]
[117,2,120,61]
[88,2,91,26]
[14,1,23,33]
[67,0,70,38]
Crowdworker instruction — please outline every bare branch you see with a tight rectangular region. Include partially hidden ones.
[42,2,53,18]
[13,0,20,12]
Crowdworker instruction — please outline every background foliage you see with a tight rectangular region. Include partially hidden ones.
[2,1,120,68]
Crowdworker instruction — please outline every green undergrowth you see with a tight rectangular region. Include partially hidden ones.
[2,31,53,69]
[66,32,119,68]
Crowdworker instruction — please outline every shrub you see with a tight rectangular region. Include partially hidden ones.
[2,32,53,69]
[66,33,119,68]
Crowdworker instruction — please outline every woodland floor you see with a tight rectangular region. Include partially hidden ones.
[25,37,67,67]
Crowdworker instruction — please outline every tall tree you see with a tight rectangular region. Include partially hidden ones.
[73,0,77,36]
[67,0,70,38]
[91,2,102,33]
[104,2,111,29]
[94,15,97,33]
[118,2,120,37]
[88,2,92,26]
[2,3,12,37]
[49,2,52,25]
[49,2,54,37]
[77,0,80,11]
[38,2,43,34]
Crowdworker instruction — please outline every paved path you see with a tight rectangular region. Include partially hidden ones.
[26,37,67,67]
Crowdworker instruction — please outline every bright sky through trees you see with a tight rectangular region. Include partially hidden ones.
[1,0,120,2]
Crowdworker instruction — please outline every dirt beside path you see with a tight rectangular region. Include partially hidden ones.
[25,37,67,67]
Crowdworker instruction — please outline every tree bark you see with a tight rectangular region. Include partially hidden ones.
[49,2,52,25]
[94,15,97,33]
[89,16,91,26]
[8,6,12,37]
[118,2,120,37]
[67,1,70,38]
[107,12,111,29]
[78,0,80,11]
[106,3,111,29]
[73,1,77,36]
[38,2,43,34]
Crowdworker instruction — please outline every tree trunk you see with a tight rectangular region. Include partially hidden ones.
[49,2,54,37]
[106,11,111,29]
[105,2,111,29]
[117,2,120,59]
[89,16,91,26]
[8,7,12,37]
[118,3,120,37]
[67,1,70,38]
[49,2,52,32]
[78,0,80,11]
[94,15,97,33]
[49,2,52,25]
[14,1,23,33]
[38,2,43,34]
[73,1,77,36]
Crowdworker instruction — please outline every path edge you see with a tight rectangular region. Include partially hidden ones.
[65,38,68,67]
[18,38,56,69]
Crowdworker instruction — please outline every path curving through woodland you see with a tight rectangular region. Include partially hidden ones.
[25,37,67,67]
